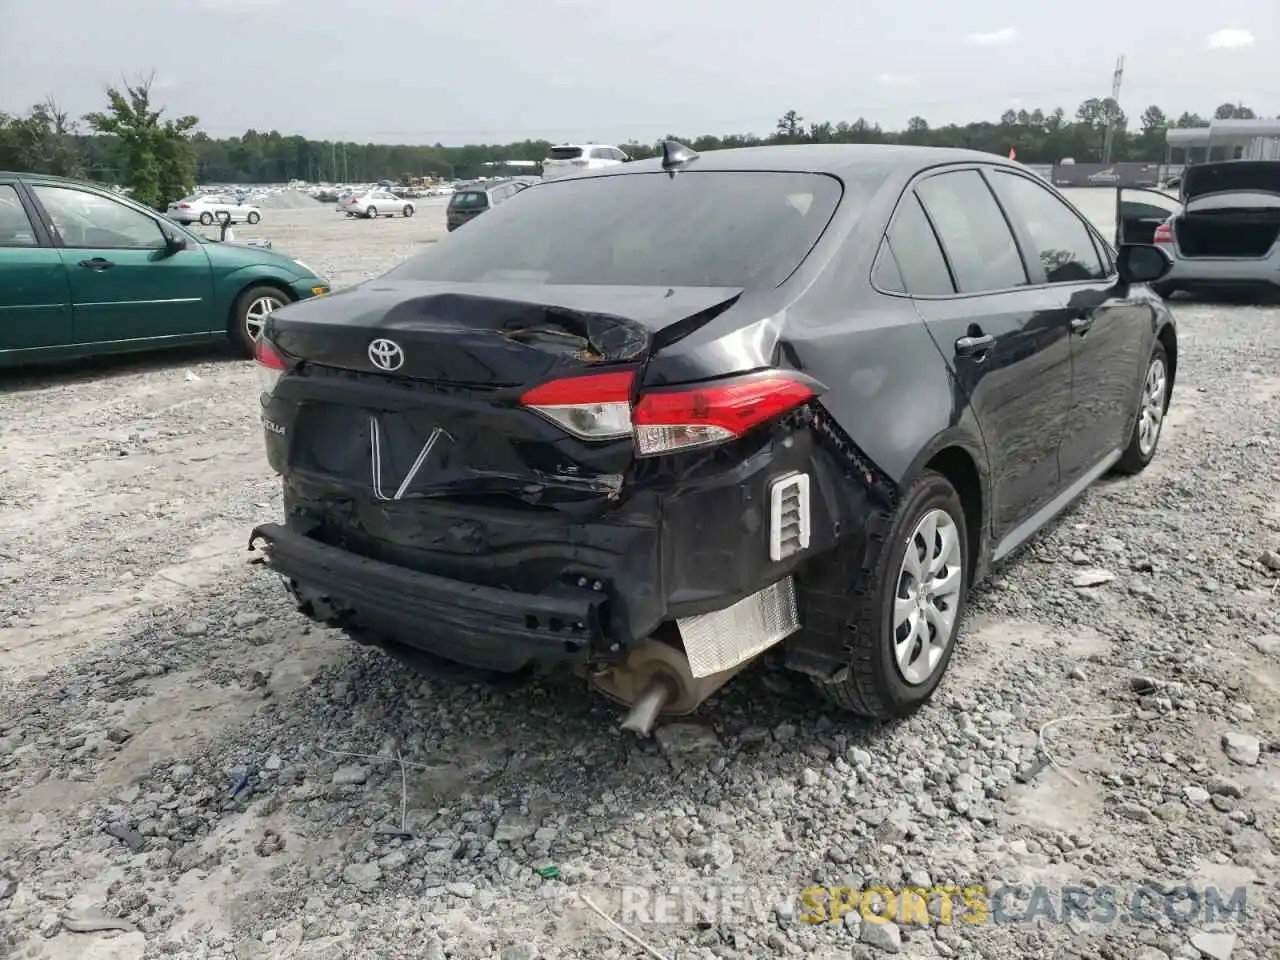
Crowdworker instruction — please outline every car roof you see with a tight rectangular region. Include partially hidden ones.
[579,143,1019,180]
[0,171,116,188]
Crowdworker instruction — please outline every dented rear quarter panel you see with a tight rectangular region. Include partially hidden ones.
[644,165,992,508]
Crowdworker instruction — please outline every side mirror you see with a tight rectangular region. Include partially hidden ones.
[164,232,188,254]
[1116,243,1172,285]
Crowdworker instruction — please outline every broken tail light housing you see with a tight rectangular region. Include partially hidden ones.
[1153,221,1173,244]
[520,369,817,456]
[254,339,285,395]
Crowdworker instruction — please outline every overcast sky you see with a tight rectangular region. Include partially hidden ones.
[1,0,1275,145]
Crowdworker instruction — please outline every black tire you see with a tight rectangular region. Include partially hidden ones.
[402,205,414,218]
[246,211,261,224]
[366,206,378,219]
[808,469,970,719]
[1113,341,1169,476]
[1150,280,1177,299]
[178,219,192,226]
[230,284,290,357]
[199,211,214,226]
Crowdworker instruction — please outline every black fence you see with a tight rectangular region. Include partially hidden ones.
[1051,162,1163,188]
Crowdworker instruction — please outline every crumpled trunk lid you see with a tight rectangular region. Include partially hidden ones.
[263,282,743,510]
[266,281,742,385]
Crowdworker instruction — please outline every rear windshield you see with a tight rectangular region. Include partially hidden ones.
[449,191,489,210]
[385,170,849,288]
[547,147,584,160]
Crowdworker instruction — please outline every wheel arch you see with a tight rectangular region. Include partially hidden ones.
[1155,320,1177,401]
[225,277,295,336]
[897,429,990,583]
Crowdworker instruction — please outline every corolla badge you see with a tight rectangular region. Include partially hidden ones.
[368,338,405,371]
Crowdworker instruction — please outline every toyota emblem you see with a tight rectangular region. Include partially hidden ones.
[367,338,405,371]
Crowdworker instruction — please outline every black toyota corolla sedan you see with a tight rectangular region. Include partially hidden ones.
[249,142,1176,732]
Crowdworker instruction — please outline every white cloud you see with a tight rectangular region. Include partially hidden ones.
[966,27,1018,46]
[1206,28,1255,49]
[877,73,917,87]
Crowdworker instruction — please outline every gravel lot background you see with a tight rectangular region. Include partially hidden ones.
[1,191,1277,960]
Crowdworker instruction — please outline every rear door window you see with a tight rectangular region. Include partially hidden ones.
[0,185,38,247]
[450,191,488,210]
[547,147,584,160]
[987,171,1106,283]
[882,192,955,295]
[385,170,862,289]
[915,170,1029,293]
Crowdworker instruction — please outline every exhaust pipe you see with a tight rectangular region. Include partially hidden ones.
[619,677,676,736]
[589,637,754,737]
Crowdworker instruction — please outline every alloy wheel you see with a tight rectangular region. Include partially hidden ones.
[1137,355,1167,456]
[892,508,964,686]
[244,295,284,343]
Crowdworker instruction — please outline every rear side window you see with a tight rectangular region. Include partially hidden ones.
[987,171,1106,283]
[882,193,955,295]
[450,191,488,210]
[0,186,38,247]
[385,170,859,289]
[915,170,1028,293]
[547,147,583,160]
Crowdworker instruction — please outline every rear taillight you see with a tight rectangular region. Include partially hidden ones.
[1153,221,1173,243]
[177,203,190,208]
[520,370,634,440]
[633,376,816,455]
[519,370,816,455]
[254,339,285,394]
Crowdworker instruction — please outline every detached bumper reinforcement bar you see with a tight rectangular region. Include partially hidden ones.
[248,523,607,670]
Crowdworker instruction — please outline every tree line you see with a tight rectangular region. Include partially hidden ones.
[1,77,1272,207]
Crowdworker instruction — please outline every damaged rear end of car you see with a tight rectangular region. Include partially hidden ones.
[249,155,886,731]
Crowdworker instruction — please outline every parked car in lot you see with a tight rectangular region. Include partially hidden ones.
[342,189,415,219]
[167,194,262,226]
[0,172,329,365]
[1116,160,1280,298]
[541,143,629,180]
[445,178,531,231]
[249,142,1176,732]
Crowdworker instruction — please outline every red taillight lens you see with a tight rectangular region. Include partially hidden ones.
[254,339,285,394]
[519,370,816,455]
[177,203,190,208]
[632,376,815,455]
[1153,221,1173,243]
[520,370,635,439]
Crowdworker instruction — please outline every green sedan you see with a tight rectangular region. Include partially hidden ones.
[0,172,330,367]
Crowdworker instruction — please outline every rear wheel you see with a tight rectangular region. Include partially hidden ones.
[809,469,969,719]
[247,210,261,224]
[402,205,414,218]
[199,211,214,226]
[1113,342,1169,476]
[231,285,290,356]
[366,206,378,218]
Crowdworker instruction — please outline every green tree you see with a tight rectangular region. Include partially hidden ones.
[84,75,199,209]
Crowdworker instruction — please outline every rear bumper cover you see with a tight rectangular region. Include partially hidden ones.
[250,522,609,671]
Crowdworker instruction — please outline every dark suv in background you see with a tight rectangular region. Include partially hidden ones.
[445,179,532,231]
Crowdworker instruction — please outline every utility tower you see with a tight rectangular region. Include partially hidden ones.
[1102,54,1125,164]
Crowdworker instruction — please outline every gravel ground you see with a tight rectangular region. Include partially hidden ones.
[1,195,1278,960]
